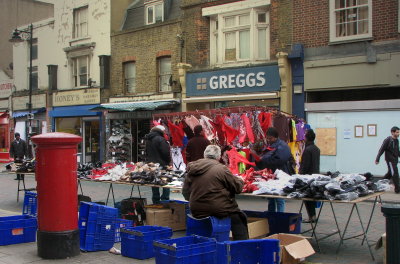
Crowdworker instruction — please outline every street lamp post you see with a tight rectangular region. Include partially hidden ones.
[10,24,34,159]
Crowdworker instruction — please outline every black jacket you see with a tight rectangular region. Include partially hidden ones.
[299,142,320,174]
[376,136,399,164]
[185,135,210,162]
[144,128,171,166]
[10,139,27,160]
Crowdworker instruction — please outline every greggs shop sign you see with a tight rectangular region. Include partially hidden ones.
[186,64,280,96]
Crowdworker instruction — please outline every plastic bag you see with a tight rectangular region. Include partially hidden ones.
[325,181,344,195]
[335,192,359,201]
[375,179,391,192]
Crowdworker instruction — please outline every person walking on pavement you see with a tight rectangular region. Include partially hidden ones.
[183,144,249,240]
[145,125,172,203]
[375,126,400,193]
[299,129,320,223]
[254,127,292,212]
[9,132,28,180]
[185,125,210,163]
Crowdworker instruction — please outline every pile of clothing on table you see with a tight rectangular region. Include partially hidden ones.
[5,159,36,173]
[246,169,391,201]
[77,161,185,186]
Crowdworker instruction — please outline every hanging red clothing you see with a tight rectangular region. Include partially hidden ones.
[258,112,272,134]
[240,114,255,143]
[167,120,185,147]
[226,148,256,175]
[220,117,239,144]
[211,116,226,145]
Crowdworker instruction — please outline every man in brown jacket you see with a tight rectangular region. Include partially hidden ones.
[183,145,248,240]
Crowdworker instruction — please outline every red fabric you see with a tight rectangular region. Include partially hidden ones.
[241,114,255,143]
[168,121,185,147]
[239,167,275,193]
[258,112,272,134]
[221,117,239,144]
[211,116,226,145]
[226,148,256,175]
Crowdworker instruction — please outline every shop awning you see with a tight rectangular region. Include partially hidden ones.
[49,104,102,117]
[90,99,180,112]
[12,107,46,118]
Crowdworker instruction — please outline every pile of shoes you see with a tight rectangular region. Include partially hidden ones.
[108,120,132,162]
[15,159,36,172]
[77,162,102,179]
[129,162,185,185]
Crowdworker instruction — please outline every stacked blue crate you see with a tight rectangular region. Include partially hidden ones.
[153,235,217,264]
[121,225,172,259]
[0,191,37,245]
[186,214,231,242]
[79,202,118,251]
[114,219,132,243]
[216,239,280,264]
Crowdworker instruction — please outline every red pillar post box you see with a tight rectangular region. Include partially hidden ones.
[31,132,82,259]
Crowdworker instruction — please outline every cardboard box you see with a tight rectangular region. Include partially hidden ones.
[145,202,186,231]
[247,217,269,239]
[230,217,269,239]
[265,233,315,264]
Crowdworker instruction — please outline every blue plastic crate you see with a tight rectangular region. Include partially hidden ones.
[216,239,280,264]
[186,214,230,242]
[153,235,217,264]
[22,191,37,217]
[79,202,118,251]
[121,225,172,259]
[244,210,302,235]
[0,215,37,245]
[115,219,132,243]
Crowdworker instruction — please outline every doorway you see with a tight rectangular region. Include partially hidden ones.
[83,119,100,163]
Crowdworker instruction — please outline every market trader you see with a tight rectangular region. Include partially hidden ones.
[185,125,210,162]
[145,125,171,203]
[299,129,321,223]
[9,132,28,180]
[254,127,292,212]
[183,145,249,240]
[375,126,400,193]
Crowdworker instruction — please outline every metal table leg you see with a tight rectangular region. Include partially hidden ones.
[336,203,355,254]
[105,183,115,206]
[361,196,379,245]
[354,203,375,260]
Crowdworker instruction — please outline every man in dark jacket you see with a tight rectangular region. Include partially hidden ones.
[299,129,320,223]
[183,145,248,240]
[145,125,171,203]
[255,127,292,212]
[375,126,400,193]
[10,132,28,180]
[185,125,210,162]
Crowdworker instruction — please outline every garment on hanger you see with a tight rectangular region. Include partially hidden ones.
[258,112,272,134]
[171,147,186,171]
[199,115,216,141]
[296,122,306,141]
[168,120,185,147]
[240,113,255,143]
[273,114,290,142]
[226,148,256,175]
[211,116,226,145]
[185,115,201,131]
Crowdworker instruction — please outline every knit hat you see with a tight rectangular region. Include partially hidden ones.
[154,125,166,132]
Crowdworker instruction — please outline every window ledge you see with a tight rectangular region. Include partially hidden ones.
[329,37,373,46]
[69,36,91,45]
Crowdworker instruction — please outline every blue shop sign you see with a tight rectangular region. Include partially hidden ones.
[186,64,280,96]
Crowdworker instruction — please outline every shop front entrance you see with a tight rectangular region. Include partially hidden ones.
[83,119,100,163]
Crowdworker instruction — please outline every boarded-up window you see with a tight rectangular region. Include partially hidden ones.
[315,128,337,156]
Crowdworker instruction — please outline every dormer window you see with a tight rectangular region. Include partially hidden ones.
[146,1,163,25]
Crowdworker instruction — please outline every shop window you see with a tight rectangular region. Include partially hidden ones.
[329,0,372,43]
[31,38,38,60]
[73,6,88,39]
[29,66,38,91]
[146,2,163,25]
[72,55,90,88]
[158,57,172,92]
[205,1,270,66]
[124,62,136,94]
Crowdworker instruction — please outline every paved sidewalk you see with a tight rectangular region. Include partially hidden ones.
[0,171,398,263]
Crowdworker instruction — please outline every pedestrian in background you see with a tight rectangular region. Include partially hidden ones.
[9,132,28,180]
[145,125,171,203]
[185,125,210,163]
[254,127,292,212]
[299,129,320,223]
[183,145,249,240]
[375,126,400,193]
